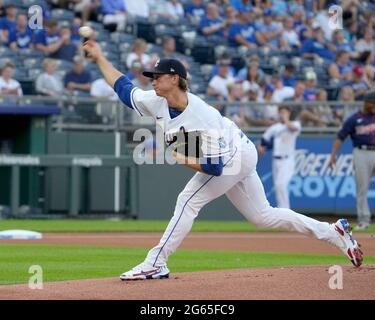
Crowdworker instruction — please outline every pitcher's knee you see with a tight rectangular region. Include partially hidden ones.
[250,206,274,228]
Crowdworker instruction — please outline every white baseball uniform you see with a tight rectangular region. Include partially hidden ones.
[122,86,338,267]
[262,121,301,208]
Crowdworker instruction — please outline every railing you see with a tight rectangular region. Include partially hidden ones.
[0,95,364,134]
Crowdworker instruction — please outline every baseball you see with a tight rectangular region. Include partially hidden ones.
[78,26,93,38]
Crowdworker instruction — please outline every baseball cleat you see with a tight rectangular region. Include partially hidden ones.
[120,262,170,281]
[333,219,363,267]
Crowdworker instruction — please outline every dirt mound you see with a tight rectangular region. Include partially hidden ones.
[1,265,374,300]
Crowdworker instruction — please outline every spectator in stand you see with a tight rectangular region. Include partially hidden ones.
[243,82,277,127]
[8,13,33,51]
[299,89,337,127]
[358,51,375,87]
[132,71,153,91]
[330,29,354,55]
[213,0,231,16]
[281,16,301,50]
[0,62,23,97]
[210,53,236,78]
[185,0,206,22]
[230,0,253,13]
[124,0,150,18]
[125,60,143,81]
[280,64,297,87]
[165,0,184,19]
[250,0,267,16]
[315,89,341,127]
[51,25,78,62]
[335,85,357,122]
[90,77,118,101]
[289,3,305,28]
[126,38,150,69]
[357,10,375,37]
[223,5,238,37]
[355,27,375,57]
[303,70,318,101]
[35,58,64,97]
[256,9,285,49]
[328,50,353,85]
[314,6,334,41]
[349,65,371,101]
[198,3,226,38]
[70,17,83,47]
[227,82,248,125]
[241,60,264,90]
[72,0,100,25]
[159,35,188,68]
[34,19,64,55]
[290,81,305,103]
[0,4,17,44]
[259,83,279,121]
[207,58,235,99]
[300,25,335,61]
[270,74,295,103]
[236,55,264,81]
[101,0,127,32]
[64,56,92,95]
[159,35,178,59]
[227,10,263,48]
[295,11,312,44]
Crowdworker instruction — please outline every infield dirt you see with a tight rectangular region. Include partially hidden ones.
[1,232,374,299]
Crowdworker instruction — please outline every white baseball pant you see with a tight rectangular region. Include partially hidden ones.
[145,134,336,267]
[272,157,295,209]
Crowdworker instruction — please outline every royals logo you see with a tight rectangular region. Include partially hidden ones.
[154,59,160,68]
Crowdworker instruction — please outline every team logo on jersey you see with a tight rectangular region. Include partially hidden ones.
[218,137,226,148]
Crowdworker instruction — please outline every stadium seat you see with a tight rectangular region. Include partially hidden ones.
[0,46,13,58]
[51,9,74,21]
[24,58,44,69]
[28,68,42,79]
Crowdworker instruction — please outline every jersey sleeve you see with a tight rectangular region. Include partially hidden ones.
[337,116,354,141]
[262,124,276,144]
[114,75,158,117]
[293,121,302,134]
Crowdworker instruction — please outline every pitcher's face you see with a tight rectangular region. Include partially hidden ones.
[152,74,177,97]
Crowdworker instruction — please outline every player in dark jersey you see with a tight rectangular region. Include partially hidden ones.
[330,91,375,230]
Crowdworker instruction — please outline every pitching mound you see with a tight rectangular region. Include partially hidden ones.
[1,265,374,300]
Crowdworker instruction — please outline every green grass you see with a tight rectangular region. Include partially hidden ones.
[1,219,374,233]
[1,244,374,285]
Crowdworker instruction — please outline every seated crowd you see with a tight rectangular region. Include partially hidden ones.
[0,0,374,128]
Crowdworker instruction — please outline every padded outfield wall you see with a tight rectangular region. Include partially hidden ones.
[40,131,375,219]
